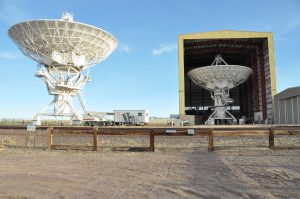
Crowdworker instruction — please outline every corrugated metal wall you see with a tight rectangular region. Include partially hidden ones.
[275,96,300,124]
[263,40,273,120]
[253,40,273,121]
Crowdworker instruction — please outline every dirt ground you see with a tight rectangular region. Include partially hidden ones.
[1,148,300,199]
[0,130,300,199]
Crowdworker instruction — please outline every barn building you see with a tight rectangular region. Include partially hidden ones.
[178,31,277,124]
[274,87,300,124]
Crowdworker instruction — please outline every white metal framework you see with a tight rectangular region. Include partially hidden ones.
[188,55,253,124]
[8,13,117,125]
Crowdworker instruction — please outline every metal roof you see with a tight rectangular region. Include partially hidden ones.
[275,87,300,100]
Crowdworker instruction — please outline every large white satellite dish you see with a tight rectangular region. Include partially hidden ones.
[8,13,118,125]
[188,55,253,125]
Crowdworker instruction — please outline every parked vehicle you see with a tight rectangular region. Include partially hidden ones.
[113,110,149,126]
[82,110,149,126]
[82,112,114,126]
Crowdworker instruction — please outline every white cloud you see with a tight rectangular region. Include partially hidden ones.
[118,44,131,53]
[152,44,177,56]
[0,51,18,60]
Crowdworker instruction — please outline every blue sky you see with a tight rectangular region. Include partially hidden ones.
[0,0,300,118]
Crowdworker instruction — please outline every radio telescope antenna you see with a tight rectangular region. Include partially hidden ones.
[187,55,253,125]
[8,13,117,125]
[61,12,74,22]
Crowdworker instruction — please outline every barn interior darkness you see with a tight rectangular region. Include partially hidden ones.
[184,38,268,123]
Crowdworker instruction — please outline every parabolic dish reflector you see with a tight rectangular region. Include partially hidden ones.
[187,65,253,91]
[187,55,253,125]
[8,15,117,69]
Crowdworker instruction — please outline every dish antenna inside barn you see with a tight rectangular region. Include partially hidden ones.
[188,55,253,125]
[8,13,118,125]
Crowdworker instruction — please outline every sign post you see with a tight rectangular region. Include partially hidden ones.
[26,124,36,149]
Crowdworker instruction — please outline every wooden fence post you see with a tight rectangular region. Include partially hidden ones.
[47,127,53,150]
[25,130,29,148]
[208,129,214,151]
[149,130,155,152]
[93,127,98,151]
[269,128,274,149]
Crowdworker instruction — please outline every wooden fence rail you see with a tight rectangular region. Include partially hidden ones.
[45,126,300,151]
[47,127,210,151]
[48,127,99,151]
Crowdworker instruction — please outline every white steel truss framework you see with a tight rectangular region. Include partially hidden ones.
[8,13,118,124]
[188,55,253,125]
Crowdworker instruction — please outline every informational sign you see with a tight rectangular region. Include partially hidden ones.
[165,129,176,134]
[27,124,36,132]
[26,124,37,149]
[187,129,195,135]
